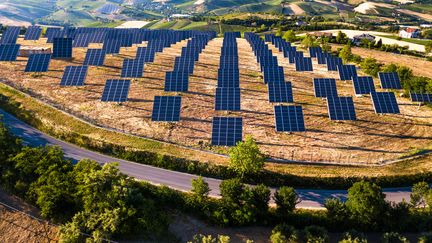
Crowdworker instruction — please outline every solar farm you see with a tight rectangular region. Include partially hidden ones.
[1,26,432,164]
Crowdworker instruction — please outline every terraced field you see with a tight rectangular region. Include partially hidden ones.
[0,37,431,165]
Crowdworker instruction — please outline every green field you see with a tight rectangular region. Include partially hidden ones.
[377,34,431,46]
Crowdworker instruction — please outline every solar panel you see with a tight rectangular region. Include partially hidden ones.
[211,117,242,146]
[327,96,356,121]
[274,105,305,132]
[316,52,330,64]
[371,92,400,114]
[101,79,131,102]
[295,57,313,71]
[378,72,402,89]
[338,65,357,81]
[326,56,342,71]
[164,71,189,92]
[215,87,241,111]
[263,66,285,83]
[83,49,106,66]
[268,82,294,103]
[352,76,376,95]
[24,26,42,41]
[1,26,20,44]
[73,33,92,47]
[53,38,73,58]
[314,78,338,98]
[60,66,88,86]
[151,96,182,122]
[309,47,322,58]
[410,93,432,103]
[0,44,20,61]
[103,38,122,54]
[121,59,144,78]
[217,68,240,87]
[24,54,51,72]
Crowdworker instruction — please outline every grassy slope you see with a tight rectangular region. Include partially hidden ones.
[377,35,431,46]
[0,0,54,24]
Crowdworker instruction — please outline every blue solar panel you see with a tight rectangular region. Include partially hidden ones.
[1,26,20,44]
[338,65,357,81]
[46,28,63,43]
[215,87,241,111]
[103,38,122,54]
[352,76,375,95]
[0,44,20,61]
[274,105,305,132]
[327,96,356,121]
[314,78,338,98]
[309,47,322,58]
[378,72,402,89]
[217,68,240,87]
[136,47,155,62]
[121,59,144,78]
[317,52,331,64]
[263,66,285,83]
[101,79,131,102]
[410,93,432,103]
[295,57,313,71]
[60,66,88,86]
[371,92,400,114]
[326,56,342,71]
[83,49,105,66]
[24,26,42,41]
[268,82,294,103]
[24,54,51,72]
[53,38,73,58]
[164,71,189,92]
[211,117,243,146]
[152,96,182,122]
[73,33,92,47]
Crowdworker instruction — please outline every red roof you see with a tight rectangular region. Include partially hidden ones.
[405,28,419,33]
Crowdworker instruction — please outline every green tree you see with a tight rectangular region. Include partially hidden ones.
[189,234,231,243]
[283,30,297,43]
[360,58,381,77]
[270,224,299,243]
[304,226,329,243]
[250,184,271,220]
[345,181,388,230]
[403,76,431,93]
[339,44,353,63]
[339,230,368,243]
[274,186,300,217]
[325,198,349,226]
[382,232,409,243]
[191,176,210,204]
[336,31,348,44]
[301,35,318,49]
[418,232,432,243]
[375,38,383,49]
[229,136,265,178]
[425,41,432,54]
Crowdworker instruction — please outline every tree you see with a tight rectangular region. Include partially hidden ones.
[382,232,409,243]
[339,230,367,243]
[336,31,348,44]
[270,224,299,243]
[345,181,388,229]
[189,234,231,243]
[274,186,300,217]
[250,184,271,220]
[425,41,432,54]
[301,35,318,49]
[229,136,266,178]
[375,38,383,49]
[191,176,210,204]
[324,198,349,226]
[418,232,432,243]
[339,44,353,63]
[360,58,381,77]
[283,30,297,43]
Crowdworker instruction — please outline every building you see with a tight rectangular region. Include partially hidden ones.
[352,33,376,45]
[399,28,421,38]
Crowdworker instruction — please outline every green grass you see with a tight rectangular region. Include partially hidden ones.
[401,3,432,14]
[377,35,431,46]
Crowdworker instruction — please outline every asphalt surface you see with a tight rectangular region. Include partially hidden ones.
[0,109,412,208]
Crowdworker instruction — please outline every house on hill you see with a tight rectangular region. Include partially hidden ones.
[399,28,420,38]
[352,33,375,45]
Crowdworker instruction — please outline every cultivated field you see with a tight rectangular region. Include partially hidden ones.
[0,37,431,165]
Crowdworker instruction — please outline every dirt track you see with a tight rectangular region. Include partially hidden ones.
[0,37,431,164]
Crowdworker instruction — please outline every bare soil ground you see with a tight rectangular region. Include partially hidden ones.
[0,188,58,242]
[0,38,431,165]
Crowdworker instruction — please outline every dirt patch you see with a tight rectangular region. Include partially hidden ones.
[0,38,431,165]
[397,8,432,21]
[288,3,305,15]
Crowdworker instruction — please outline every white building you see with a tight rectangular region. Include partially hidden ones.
[399,28,421,38]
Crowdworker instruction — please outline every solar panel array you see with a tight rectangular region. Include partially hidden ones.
[164,71,189,92]
[352,76,375,95]
[338,64,357,81]
[152,96,182,122]
[326,56,343,71]
[211,117,243,146]
[60,66,88,86]
[314,78,338,98]
[24,26,42,41]
[268,82,294,103]
[371,92,400,114]
[24,54,51,72]
[121,59,144,78]
[411,93,432,103]
[1,26,20,44]
[274,105,305,132]
[295,57,313,71]
[0,44,20,61]
[83,49,106,66]
[53,38,73,58]
[327,96,357,120]
[101,79,131,102]
[379,72,402,89]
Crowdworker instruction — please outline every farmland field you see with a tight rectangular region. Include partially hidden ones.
[0,37,431,166]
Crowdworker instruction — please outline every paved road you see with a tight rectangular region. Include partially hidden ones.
[0,109,412,208]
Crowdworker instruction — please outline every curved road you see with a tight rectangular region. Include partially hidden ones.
[0,109,412,208]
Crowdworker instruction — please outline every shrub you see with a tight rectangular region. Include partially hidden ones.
[270,224,299,243]
[418,232,432,243]
[339,230,367,243]
[360,58,381,77]
[188,234,231,243]
[191,176,210,204]
[381,232,409,243]
[274,186,301,218]
[324,198,349,227]
[304,225,329,243]
[229,136,266,179]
